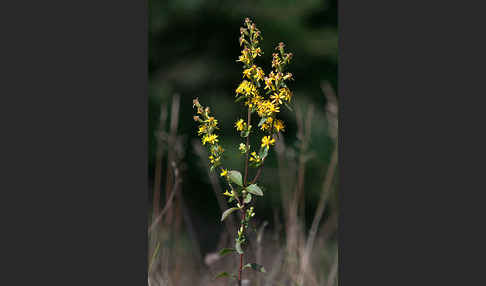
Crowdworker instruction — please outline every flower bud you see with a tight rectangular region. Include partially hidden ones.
[278,42,285,54]
[193,98,200,108]
[283,73,293,80]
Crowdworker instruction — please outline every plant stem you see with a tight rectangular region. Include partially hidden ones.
[243,108,251,185]
[249,163,264,185]
[239,105,252,286]
[238,252,243,285]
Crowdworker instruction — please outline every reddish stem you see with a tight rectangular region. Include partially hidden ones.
[238,253,243,284]
[250,161,264,185]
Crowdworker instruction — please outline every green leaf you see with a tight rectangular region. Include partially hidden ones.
[246,184,263,196]
[221,207,239,222]
[219,248,236,256]
[258,117,267,127]
[240,130,250,138]
[235,95,246,102]
[244,193,252,203]
[259,146,269,160]
[228,170,243,186]
[214,272,230,279]
[244,263,266,273]
[235,240,244,254]
[284,102,293,111]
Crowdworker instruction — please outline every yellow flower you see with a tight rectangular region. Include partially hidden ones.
[206,116,218,127]
[272,53,281,68]
[283,72,293,81]
[236,81,246,94]
[274,119,285,133]
[279,88,292,102]
[239,143,247,153]
[236,80,258,97]
[202,134,219,145]
[249,152,261,163]
[198,125,207,135]
[246,94,263,108]
[255,67,265,81]
[264,77,274,90]
[223,190,233,196]
[236,49,251,65]
[235,119,245,131]
[251,47,262,58]
[260,117,273,131]
[256,100,279,117]
[268,102,280,114]
[243,68,252,79]
[209,155,220,164]
[270,92,286,105]
[220,169,228,177]
[261,136,275,148]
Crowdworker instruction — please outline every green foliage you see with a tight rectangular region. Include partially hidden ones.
[221,207,240,222]
[244,263,266,273]
[219,248,236,256]
[228,170,243,186]
[258,117,267,127]
[244,193,252,203]
[214,272,230,279]
[284,102,293,112]
[259,147,269,161]
[235,240,244,254]
[240,129,251,138]
[246,184,263,196]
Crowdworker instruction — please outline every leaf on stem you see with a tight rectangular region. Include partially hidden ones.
[284,102,293,111]
[221,207,239,222]
[241,130,250,138]
[243,263,266,273]
[214,272,230,279]
[244,193,252,203]
[246,184,263,196]
[229,170,243,186]
[219,248,236,256]
[258,117,267,127]
[259,147,268,160]
[236,240,244,254]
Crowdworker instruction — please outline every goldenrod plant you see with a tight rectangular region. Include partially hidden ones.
[193,18,293,285]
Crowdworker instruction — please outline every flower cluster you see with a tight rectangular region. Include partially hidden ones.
[235,18,294,167]
[193,98,224,171]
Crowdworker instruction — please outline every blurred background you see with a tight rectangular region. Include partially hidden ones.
[148,0,338,285]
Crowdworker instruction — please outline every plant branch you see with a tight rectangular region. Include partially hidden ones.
[243,108,251,186]
[250,162,265,185]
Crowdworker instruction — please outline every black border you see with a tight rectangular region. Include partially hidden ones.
[2,0,148,284]
[3,0,478,284]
